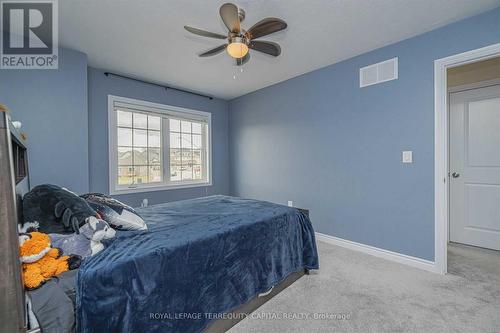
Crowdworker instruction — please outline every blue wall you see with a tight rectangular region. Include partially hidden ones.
[87,67,230,207]
[228,8,500,261]
[0,48,89,193]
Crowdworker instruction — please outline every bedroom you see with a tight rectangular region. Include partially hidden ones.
[1,0,500,332]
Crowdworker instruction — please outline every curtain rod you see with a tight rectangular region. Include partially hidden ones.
[103,72,213,100]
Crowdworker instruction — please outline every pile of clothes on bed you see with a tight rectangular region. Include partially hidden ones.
[19,184,146,332]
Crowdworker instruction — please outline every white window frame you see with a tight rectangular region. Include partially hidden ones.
[108,95,212,195]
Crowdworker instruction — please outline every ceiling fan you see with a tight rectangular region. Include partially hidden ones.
[184,3,287,66]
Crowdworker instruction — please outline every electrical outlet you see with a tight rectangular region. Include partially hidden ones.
[402,151,413,164]
[287,201,293,207]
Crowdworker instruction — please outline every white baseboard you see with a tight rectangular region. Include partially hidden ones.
[315,232,440,274]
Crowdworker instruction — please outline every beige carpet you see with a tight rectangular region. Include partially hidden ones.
[228,241,500,333]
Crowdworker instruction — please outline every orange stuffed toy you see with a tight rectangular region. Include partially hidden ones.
[19,231,82,289]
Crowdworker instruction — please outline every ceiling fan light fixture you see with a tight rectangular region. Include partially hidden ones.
[226,37,248,59]
[185,3,287,65]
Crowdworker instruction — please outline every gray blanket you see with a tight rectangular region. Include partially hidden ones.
[28,270,77,333]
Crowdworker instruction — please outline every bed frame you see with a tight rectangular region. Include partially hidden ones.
[0,110,308,332]
[205,269,307,332]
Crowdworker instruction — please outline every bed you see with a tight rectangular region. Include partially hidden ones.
[2,111,319,332]
[76,195,319,332]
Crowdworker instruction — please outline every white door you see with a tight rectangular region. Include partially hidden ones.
[449,84,500,251]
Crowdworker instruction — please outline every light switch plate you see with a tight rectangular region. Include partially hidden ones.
[402,151,413,163]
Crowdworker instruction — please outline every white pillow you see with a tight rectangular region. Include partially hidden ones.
[80,193,147,231]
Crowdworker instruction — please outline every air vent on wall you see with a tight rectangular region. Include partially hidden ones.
[360,57,398,88]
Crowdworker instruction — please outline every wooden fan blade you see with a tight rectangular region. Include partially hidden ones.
[219,3,240,33]
[199,44,227,57]
[247,18,287,39]
[249,41,281,56]
[184,26,227,39]
[236,53,250,66]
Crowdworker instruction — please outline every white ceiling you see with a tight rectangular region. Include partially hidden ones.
[59,0,500,100]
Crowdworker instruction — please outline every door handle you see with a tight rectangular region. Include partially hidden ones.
[452,172,460,178]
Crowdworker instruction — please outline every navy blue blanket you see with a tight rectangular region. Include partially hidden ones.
[76,195,319,332]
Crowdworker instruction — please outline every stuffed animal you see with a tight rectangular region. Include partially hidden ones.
[81,193,147,231]
[19,231,82,290]
[23,184,97,234]
[50,216,116,258]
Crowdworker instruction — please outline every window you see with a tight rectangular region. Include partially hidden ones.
[116,111,162,186]
[108,95,211,194]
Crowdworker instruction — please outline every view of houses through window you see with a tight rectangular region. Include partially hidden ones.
[117,110,162,185]
[113,101,209,191]
[169,119,204,181]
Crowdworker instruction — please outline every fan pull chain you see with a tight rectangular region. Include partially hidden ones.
[233,66,244,79]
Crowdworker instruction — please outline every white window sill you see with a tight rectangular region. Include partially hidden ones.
[110,181,212,195]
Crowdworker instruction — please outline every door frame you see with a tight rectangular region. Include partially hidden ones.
[434,43,500,274]
[448,78,500,94]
